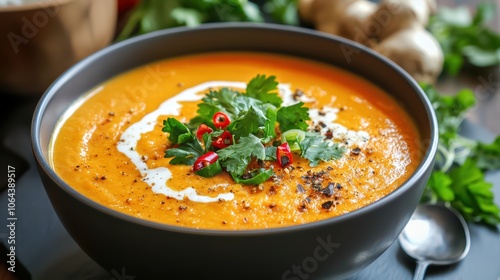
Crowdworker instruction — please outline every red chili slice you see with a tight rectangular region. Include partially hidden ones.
[277,142,293,168]
[212,130,233,149]
[196,124,213,140]
[213,112,231,129]
[193,151,219,172]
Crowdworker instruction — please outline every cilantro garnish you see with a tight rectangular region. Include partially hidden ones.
[227,106,268,140]
[421,83,500,226]
[162,118,194,144]
[299,133,347,167]
[217,134,266,177]
[245,74,282,107]
[163,74,347,185]
[277,102,310,132]
[162,118,204,165]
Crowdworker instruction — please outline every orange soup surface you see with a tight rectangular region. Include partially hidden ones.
[50,52,422,230]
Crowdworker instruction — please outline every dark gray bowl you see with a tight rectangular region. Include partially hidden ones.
[32,23,438,280]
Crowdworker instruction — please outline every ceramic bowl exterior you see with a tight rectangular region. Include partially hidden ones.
[32,24,438,280]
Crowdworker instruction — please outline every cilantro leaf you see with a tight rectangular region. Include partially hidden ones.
[162,118,194,144]
[277,102,310,132]
[217,135,266,176]
[189,102,221,129]
[426,171,455,202]
[164,142,204,165]
[189,87,269,129]
[299,133,346,167]
[227,106,268,140]
[421,83,500,226]
[194,88,241,123]
[162,118,204,165]
[448,159,500,225]
[265,146,277,160]
[245,75,282,107]
[472,136,500,171]
[421,83,477,170]
[422,83,475,144]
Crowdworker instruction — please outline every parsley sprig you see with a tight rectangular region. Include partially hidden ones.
[421,83,500,226]
[428,3,500,75]
[162,74,346,185]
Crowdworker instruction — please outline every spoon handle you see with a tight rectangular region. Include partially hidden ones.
[413,260,430,280]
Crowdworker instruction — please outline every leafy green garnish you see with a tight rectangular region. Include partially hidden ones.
[245,74,282,107]
[429,159,500,225]
[162,118,204,165]
[164,74,347,185]
[189,87,267,129]
[164,143,204,165]
[162,118,194,144]
[299,133,346,167]
[428,3,500,75]
[473,136,500,170]
[227,106,269,140]
[264,146,278,160]
[421,83,500,226]
[427,171,455,202]
[277,102,310,132]
[217,134,267,177]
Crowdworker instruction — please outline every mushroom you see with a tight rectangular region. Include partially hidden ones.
[372,24,443,84]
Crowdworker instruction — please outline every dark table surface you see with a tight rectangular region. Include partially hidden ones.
[1,0,499,279]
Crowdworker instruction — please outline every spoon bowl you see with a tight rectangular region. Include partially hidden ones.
[399,203,470,280]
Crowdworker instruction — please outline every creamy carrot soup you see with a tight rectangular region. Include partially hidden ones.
[50,52,421,230]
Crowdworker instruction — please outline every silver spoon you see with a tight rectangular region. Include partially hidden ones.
[399,203,471,280]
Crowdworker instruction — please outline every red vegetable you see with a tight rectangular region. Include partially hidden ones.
[193,151,219,172]
[277,143,293,168]
[196,124,213,140]
[213,112,231,129]
[212,130,233,149]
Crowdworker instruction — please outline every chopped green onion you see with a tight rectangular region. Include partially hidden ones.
[281,129,306,151]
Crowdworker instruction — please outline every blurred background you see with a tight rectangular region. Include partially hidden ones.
[0,0,498,279]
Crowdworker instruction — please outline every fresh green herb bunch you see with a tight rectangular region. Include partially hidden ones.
[421,83,500,226]
[162,75,345,185]
[117,0,264,41]
[428,3,500,75]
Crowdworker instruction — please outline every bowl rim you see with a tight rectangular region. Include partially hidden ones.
[31,22,439,236]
